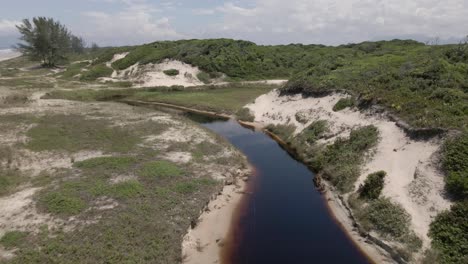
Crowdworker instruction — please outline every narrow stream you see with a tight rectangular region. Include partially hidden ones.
[197,118,371,264]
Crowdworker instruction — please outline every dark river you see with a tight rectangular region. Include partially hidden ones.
[197,118,371,264]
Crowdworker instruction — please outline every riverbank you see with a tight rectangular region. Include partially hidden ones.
[182,168,251,264]
[245,90,452,263]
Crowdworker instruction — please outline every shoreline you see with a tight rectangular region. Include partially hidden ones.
[182,167,251,264]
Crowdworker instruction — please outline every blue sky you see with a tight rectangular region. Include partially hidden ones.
[1,0,467,48]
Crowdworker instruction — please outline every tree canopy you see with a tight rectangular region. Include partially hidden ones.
[16,17,85,67]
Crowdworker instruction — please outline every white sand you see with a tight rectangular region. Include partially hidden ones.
[0,49,21,62]
[104,59,204,87]
[246,90,452,250]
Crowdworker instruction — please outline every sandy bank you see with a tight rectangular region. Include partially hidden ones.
[182,169,250,264]
[246,90,452,262]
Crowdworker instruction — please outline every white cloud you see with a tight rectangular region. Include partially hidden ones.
[81,0,183,45]
[200,0,468,45]
[0,19,20,37]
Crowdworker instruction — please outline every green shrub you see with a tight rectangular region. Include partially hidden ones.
[333,97,355,111]
[80,64,113,81]
[429,201,468,264]
[139,161,184,179]
[236,108,255,122]
[312,126,379,192]
[300,120,328,144]
[0,231,28,249]
[442,132,468,199]
[358,171,386,200]
[163,69,179,76]
[197,72,211,84]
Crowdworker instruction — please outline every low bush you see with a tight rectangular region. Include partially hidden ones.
[111,180,145,198]
[163,69,179,76]
[236,108,255,122]
[333,97,355,111]
[265,124,296,144]
[197,72,211,84]
[442,132,468,199]
[300,120,328,144]
[358,171,386,200]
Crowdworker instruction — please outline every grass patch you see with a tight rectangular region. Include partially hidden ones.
[80,64,113,81]
[74,156,137,172]
[131,84,276,114]
[111,180,145,198]
[163,69,179,76]
[172,178,217,194]
[25,115,140,153]
[39,191,87,216]
[0,231,28,249]
[0,168,24,197]
[139,161,184,179]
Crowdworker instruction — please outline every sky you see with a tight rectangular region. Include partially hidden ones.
[1,0,468,48]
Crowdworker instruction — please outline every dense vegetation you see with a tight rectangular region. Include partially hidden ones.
[93,38,467,130]
[429,201,468,264]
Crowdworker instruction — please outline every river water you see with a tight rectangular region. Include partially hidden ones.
[198,118,371,264]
